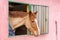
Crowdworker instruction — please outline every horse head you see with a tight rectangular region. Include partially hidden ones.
[28,11,40,36]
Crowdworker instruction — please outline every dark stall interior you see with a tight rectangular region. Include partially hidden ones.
[9,2,28,35]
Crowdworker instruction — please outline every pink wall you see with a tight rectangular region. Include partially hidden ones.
[0,0,60,40]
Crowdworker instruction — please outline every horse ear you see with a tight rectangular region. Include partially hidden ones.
[34,11,37,15]
[29,11,32,15]
[29,11,32,13]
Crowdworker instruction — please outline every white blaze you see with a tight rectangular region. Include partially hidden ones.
[35,19,40,35]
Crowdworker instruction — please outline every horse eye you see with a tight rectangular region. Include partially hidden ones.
[32,21,34,22]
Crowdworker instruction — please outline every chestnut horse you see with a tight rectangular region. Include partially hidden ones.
[9,11,40,36]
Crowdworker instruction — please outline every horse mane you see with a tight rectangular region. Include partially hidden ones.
[9,11,37,18]
[9,11,28,18]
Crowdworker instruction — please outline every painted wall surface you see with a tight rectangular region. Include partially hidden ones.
[0,0,60,40]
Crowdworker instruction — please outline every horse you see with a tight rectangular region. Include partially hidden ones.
[9,11,40,36]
